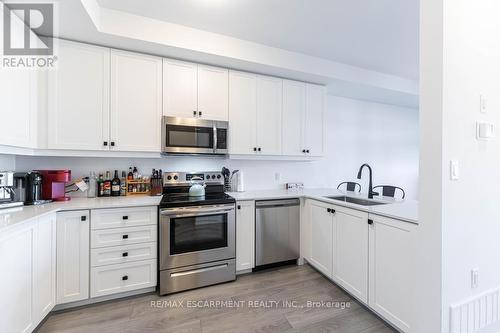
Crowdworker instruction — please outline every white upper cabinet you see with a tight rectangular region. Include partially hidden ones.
[229,71,257,154]
[282,80,306,156]
[48,40,110,150]
[304,84,325,157]
[110,50,162,152]
[256,75,282,155]
[163,59,198,118]
[197,64,229,121]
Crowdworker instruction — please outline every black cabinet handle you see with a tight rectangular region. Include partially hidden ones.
[122,216,128,220]
[81,216,86,221]
[302,149,306,153]
[331,209,336,214]
[368,219,374,225]
[193,110,197,116]
[198,111,202,117]
[122,275,128,281]
[103,141,108,146]
[253,147,257,152]
[122,235,129,239]
[237,205,241,210]
[122,252,128,257]
[257,147,261,152]
[327,208,331,213]
[110,141,115,147]
[306,149,310,153]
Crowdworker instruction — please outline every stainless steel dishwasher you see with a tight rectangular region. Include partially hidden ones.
[255,198,300,268]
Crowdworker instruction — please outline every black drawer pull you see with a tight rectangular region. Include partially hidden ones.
[237,205,241,210]
[103,141,108,146]
[331,209,336,214]
[122,252,128,257]
[327,208,331,213]
[368,219,374,225]
[122,216,129,220]
[122,275,128,281]
[122,235,129,239]
[81,216,87,221]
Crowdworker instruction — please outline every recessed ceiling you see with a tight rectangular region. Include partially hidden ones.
[97,0,419,80]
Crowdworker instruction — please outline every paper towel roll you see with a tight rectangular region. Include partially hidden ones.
[237,171,244,192]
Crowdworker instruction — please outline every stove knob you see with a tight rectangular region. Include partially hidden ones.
[217,174,221,179]
[173,175,178,180]
[206,174,210,180]
[211,175,216,179]
[167,175,172,180]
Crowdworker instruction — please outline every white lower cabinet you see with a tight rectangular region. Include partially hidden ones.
[0,214,56,333]
[332,206,369,303]
[90,259,157,298]
[307,200,333,277]
[236,200,255,271]
[90,206,158,297]
[56,210,90,304]
[368,214,416,332]
[303,199,414,332]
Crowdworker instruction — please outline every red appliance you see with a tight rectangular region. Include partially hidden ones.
[39,170,71,201]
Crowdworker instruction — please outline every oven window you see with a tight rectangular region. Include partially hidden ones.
[167,125,213,148]
[170,213,228,255]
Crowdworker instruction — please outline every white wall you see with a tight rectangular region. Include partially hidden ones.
[419,1,500,332]
[14,96,419,198]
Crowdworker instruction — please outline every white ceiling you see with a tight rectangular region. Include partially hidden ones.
[97,0,419,80]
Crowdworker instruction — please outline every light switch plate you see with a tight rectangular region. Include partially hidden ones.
[476,121,494,140]
[450,160,460,181]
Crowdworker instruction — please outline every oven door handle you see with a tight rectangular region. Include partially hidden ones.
[160,207,234,217]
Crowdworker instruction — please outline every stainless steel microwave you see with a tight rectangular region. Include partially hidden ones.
[161,116,228,155]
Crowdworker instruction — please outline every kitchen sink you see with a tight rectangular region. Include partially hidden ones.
[325,195,389,206]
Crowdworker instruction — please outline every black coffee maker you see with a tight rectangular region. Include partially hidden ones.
[14,171,50,205]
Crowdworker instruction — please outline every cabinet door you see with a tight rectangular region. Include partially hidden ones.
[48,40,110,150]
[304,84,325,157]
[282,80,306,156]
[110,50,162,152]
[163,58,198,118]
[0,65,37,149]
[308,200,333,277]
[0,222,35,333]
[56,210,90,304]
[228,71,257,155]
[333,205,369,303]
[369,214,416,332]
[197,65,229,121]
[236,201,255,271]
[33,214,56,324]
[256,75,282,155]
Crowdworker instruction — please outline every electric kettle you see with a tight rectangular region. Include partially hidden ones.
[189,177,206,197]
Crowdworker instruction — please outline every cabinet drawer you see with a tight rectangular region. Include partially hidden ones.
[91,225,157,249]
[90,259,157,298]
[91,206,157,230]
[91,242,157,267]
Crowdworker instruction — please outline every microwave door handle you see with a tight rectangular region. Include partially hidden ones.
[213,123,217,153]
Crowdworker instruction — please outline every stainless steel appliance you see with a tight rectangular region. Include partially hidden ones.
[14,171,51,205]
[255,199,300,268]
[0,171,23,209]
[159,172,236,295]
[161,116,228,155]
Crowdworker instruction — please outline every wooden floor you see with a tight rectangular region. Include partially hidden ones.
[38,265,395,333]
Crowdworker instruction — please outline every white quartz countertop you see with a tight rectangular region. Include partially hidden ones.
[227,188,418,224]
[0,196,162,232]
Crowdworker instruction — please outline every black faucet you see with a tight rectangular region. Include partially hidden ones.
[357,163,376,199]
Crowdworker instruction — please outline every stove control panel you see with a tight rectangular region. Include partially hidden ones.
[163,172,224,185]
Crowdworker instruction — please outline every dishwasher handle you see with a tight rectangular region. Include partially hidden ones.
[255,199,300,208]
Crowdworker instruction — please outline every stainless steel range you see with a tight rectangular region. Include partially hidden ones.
[159,171,236,295]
